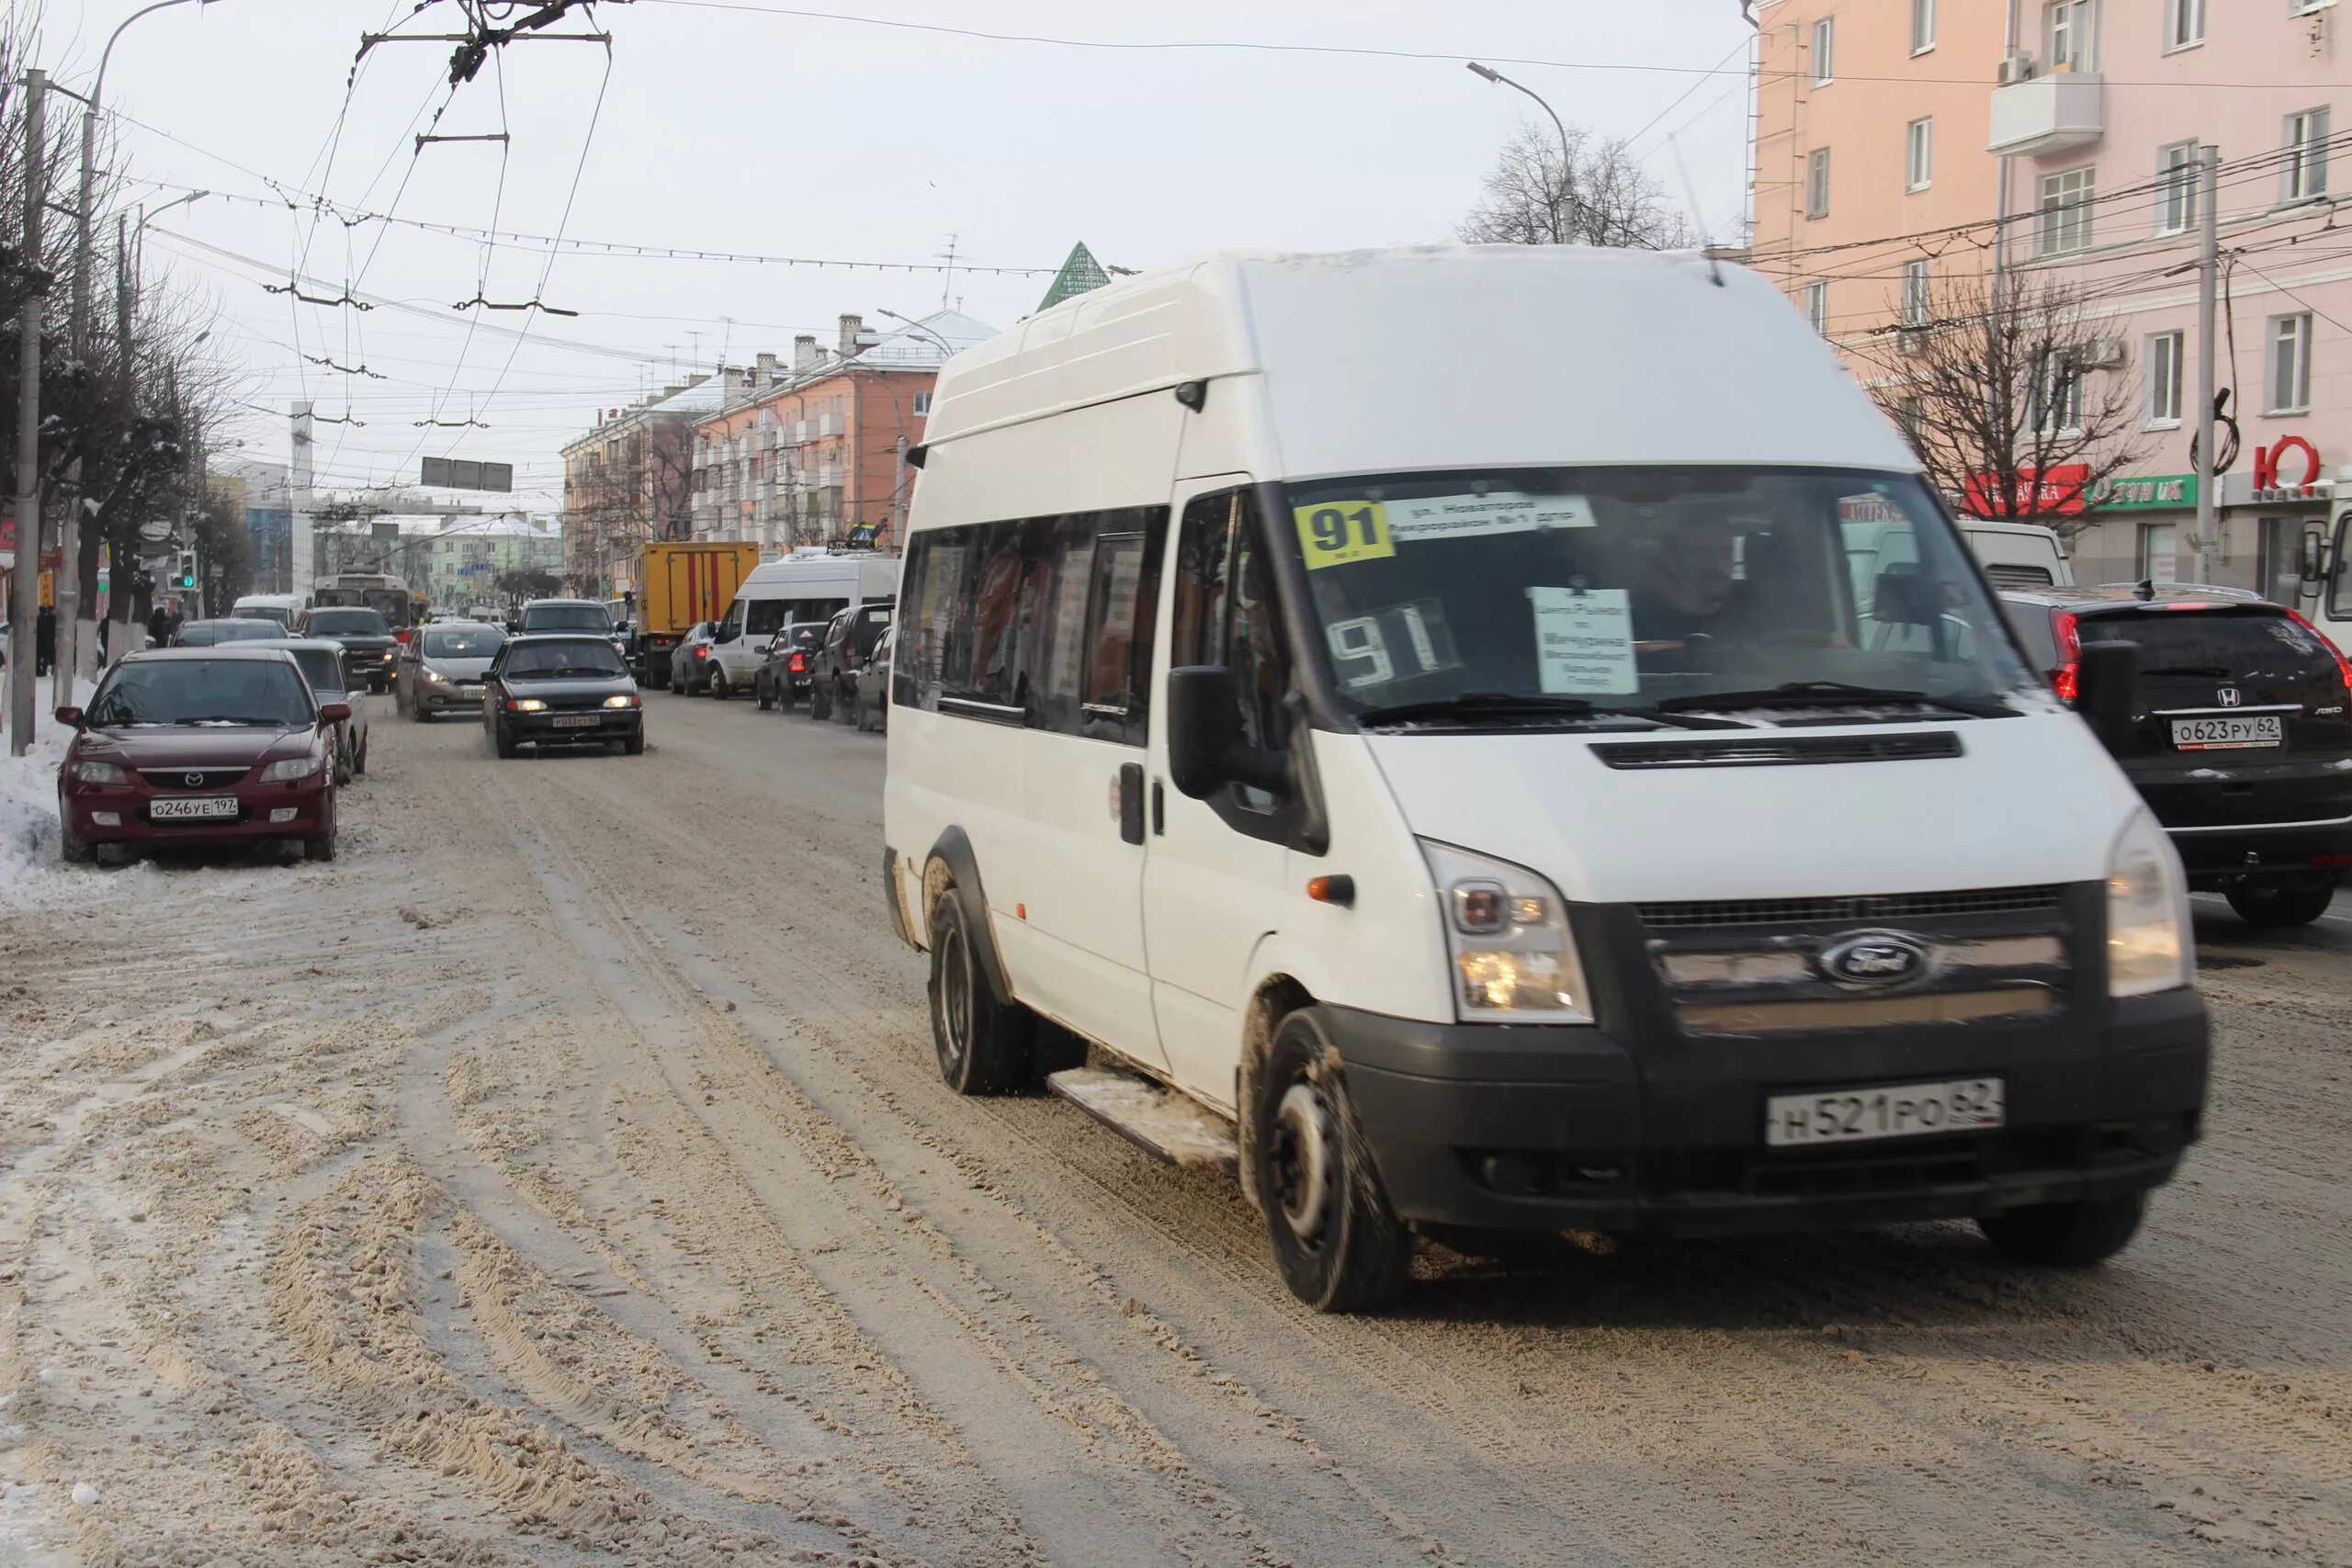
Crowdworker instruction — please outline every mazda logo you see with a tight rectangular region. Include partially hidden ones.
[184,772,204,787]
[2216,686,2242,708]
[1817,931,1932,988]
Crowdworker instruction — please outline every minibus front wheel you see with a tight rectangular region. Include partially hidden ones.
[927,892,1035,1095]
[1252,1011,1410,1313]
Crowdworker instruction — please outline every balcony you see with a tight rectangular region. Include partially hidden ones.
[1987,71,2103,157]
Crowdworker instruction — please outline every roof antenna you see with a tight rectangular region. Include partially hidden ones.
[1668,134,1724,287]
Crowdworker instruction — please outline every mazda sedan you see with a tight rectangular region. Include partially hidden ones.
[482,634,643,757]
[55,648,347,864]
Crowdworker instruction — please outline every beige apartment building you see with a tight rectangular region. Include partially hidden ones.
[1755,0,2349,592]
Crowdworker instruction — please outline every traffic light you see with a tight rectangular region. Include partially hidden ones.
[175,549,197,590]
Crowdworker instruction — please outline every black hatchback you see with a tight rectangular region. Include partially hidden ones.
[2002,585,2352,925]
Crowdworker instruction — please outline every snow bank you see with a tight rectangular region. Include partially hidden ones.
[0,682,96,907]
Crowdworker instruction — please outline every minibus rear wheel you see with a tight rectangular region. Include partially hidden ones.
[927,891,1034,1094]
[1252,1012,1410,1312]
[1976,1190,2145,1268]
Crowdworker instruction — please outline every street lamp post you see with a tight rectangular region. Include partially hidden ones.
[873,307,958,359]
[62,0,219,691]
[1465,61,1578,243]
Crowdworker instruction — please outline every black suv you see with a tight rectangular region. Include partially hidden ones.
[2002,584,2352,926]
[296,606,398,694]
[807,600,894,722]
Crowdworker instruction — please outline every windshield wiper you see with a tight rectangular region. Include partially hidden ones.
[1652,682,2016,718]
[1352,693,1749,731]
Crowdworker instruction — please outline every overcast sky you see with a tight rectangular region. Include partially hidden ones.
[51,0,1758,508]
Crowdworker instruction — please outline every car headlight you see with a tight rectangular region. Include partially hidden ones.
[510,698,547,713]
[68,758,128,784]
[603,693,639,709]
[381,648,397,660]
[1420,840,1593,1022]
[423,665,447,683]
[2107,808,2191,997]
[263,754,324,783]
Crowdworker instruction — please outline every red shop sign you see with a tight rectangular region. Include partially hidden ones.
[1962,463,2091,518]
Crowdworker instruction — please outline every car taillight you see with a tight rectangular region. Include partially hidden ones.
[694,647,708,659]
[788,653,806,673]
[2051,610,2081,702]
[2281,606,2352,693]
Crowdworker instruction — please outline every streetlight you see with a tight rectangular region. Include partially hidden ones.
[873,307,959,361]
[62,0,220,690]
[1465,61,1578,243]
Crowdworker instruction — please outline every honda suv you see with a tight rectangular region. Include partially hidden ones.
[2002,585,2352,926]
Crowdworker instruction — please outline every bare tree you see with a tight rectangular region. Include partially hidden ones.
[1859,268,2148,537]
[1458,122,1696,250]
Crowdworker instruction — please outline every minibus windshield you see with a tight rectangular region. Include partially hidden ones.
[1286,468,2036,722]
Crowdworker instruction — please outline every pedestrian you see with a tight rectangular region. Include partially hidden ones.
[146,604,172,649]
[34,605,54,676]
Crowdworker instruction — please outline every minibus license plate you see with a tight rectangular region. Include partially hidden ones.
[149,795,240,821]
[550,714,601,728]
[1764,1077,2004,1147]
[2170,715,2282,750]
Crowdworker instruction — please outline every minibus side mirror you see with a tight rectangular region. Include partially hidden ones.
[1167,666,1289,801]
[2300,531,2326,584]
[2074,640,2140,750]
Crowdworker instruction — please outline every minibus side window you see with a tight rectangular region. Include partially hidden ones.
[2331,513,2352,618]
[1172,491,1289,814]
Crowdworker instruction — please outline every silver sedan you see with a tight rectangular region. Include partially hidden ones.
[396,621,508,720]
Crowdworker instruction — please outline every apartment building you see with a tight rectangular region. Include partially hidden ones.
[688,310,994,554]
[560,375,718,596]
[1754,0,2348,593]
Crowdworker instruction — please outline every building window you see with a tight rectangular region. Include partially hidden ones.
[1804,280,1828,336]
[2139,522,2179,583]
[1911,0,1937,53]
[1905,118,1933,191]
[2046,1,2096,73]
[1901,259,1931,328]
[1811,17,1834,85]
[2147,331,2184,424]
[2037,166,2095,255]
[2035,353,2083,434]
[912,390,933,416]
[2164,0,2203,49]
[1806,148,1831,219]
[2284,107,2331,202]
[2269,313,2313,413]
[2157,141,2199,234]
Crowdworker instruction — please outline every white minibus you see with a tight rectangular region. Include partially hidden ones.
[706,549,898,699]
[882,247,2208,1311]
[232,592,306,627]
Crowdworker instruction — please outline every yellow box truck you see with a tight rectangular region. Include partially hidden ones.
[632,541,761,688]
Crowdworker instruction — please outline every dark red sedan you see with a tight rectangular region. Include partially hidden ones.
[55,647,349,865]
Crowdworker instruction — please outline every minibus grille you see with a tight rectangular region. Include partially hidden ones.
[1591,732,1963,770]
[1634,886,2077,1037]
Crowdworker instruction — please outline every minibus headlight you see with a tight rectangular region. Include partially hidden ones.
[1421,840,1593,1023]
[2107,809,2192,998]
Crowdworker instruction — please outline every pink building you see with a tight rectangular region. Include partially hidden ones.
[1754,0,2348,596]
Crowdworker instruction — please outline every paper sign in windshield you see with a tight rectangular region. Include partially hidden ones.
[1387,491,1596,542]
[1529,587,1637,695]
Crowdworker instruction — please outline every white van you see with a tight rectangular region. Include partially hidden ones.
[232,592,306,627]
[881,247,2208,1311]
[706,550,899,698]
[1958,520,2073,589]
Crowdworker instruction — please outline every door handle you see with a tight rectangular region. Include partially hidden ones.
[1151,778,1165,836]
[1117,762,1146,846]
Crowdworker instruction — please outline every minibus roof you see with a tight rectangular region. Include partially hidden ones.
[923,245,1919,481]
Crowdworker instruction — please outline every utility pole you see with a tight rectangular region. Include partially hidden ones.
[289,400,313,604]
[9,69,47,755]
[2191,143,2220,585]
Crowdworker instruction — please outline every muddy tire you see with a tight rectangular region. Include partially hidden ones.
[926,890,1032,1095]
[2225,882,2335,928]
[624,730,645,756]
[1978,1190,2145,1267]
[354,735,368,776]
[58,805,94,865]
[756,681,775,711]
[494,724,517,760]
[303,825,338,863]
[1250,1010,1411,1313]
[707,668,729,701]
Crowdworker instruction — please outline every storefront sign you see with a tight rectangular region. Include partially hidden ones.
[1962,464,2090,518]
[2087,473,2196,511]
[2254,435,2324,493]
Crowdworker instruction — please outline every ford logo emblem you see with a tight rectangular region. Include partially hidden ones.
[1818,930,1931,988]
